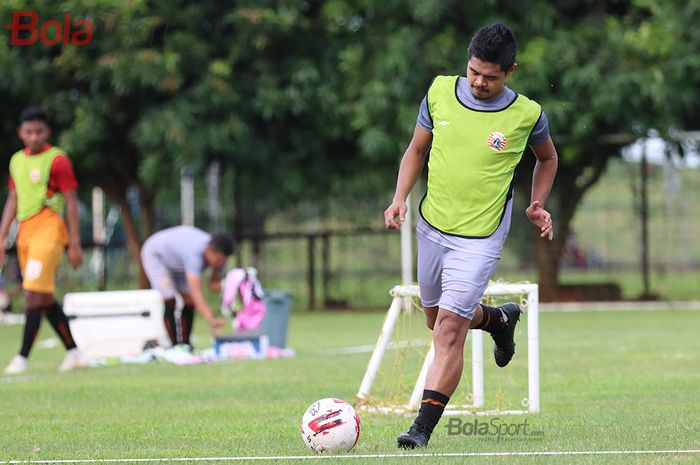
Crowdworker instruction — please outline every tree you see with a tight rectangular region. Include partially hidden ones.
[0,1,180,285]
[0,1,390,280]
[1,0,697,299]
[510,0,700,299]
[332,0,700,300]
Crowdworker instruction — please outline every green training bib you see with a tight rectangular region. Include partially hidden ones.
[10,146,67,221]
[420,75,541,237]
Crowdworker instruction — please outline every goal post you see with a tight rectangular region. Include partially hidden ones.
[356,282,540,415]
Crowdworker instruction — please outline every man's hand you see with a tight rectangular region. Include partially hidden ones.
[67,243,84,269]
[384,200,407,230]
[208,316,225,337]
[526,201,554,240]
[0,237,6,267]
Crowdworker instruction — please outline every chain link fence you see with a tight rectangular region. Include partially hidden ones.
[11,157,696,310]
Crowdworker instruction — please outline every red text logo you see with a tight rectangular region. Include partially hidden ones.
[4,11,94,46]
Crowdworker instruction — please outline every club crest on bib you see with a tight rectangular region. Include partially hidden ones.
[487,131,507,152]
[30,169,42,183]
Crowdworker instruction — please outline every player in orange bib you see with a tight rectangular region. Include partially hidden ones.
[1,107,86,375]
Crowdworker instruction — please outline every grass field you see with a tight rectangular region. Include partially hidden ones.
[1,305,699,464]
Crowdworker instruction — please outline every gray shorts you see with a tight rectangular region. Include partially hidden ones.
[417,232,500,320]
[141,250,189,299]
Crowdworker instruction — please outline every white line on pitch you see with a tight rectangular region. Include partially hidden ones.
[0,375,37,385]
[540,301,700,312]
[2,449,700,463]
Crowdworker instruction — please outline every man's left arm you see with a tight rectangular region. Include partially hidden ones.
[527,137,558,240]
[53,154,83,269]
[63,189,84,268]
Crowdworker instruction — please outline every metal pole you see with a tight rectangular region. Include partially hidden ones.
[91,187,106,291]
[308,235,316,310]
[321,233,330,309]
[640,143,651,297]
[400,196,413,284]
[528,285,540,413]
[206,161,221,231]
[357,293,403,401]
[471,330,485,408]
[180,166,195,226]
[409,342,434,409]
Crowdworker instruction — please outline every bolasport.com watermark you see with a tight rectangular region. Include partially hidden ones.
[445,417,545,441]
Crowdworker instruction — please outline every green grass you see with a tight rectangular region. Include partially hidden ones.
[1,307,699,464]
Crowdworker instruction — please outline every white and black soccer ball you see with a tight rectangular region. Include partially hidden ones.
[300,398,360,452]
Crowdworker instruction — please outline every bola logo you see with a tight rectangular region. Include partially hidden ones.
[487,131,507,152]
[3,11,94,47]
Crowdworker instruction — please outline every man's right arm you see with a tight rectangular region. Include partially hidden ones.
[384,126,433,230]
[0,190,18,263]
[185,272,224,330]
[527,136,558,240]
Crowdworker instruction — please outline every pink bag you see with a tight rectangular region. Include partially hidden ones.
[221,268,266,331]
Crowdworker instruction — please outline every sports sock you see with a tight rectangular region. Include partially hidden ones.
[180,305,195,345]
[163,299,178,344]
[19,307,43,357]
[43,302,77,350]
[414,390,450,435]
[473,304,508,333]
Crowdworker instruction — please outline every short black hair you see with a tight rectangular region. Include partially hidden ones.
[209,233,234,256]
[19,106,49,125]
[467,23,517,72]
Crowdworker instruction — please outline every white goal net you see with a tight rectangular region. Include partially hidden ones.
[356,282,539,416]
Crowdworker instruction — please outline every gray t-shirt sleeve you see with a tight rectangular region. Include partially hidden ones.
[182,251,206,276]
[416,95,433,132]
[528,110,550,146]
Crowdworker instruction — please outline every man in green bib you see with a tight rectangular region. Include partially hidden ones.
[384,23,558,448]
[1,107,85,375]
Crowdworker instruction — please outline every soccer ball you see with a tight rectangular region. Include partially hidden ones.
[300,398,360,452]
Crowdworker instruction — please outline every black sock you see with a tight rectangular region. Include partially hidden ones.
[20,307,43,358]
[415,390,450,436]
[163,299,178,345]
[43,302,77,350]
[180,305,195,345]
[473,304,508,333]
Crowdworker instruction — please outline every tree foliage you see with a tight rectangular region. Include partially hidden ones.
[0,0,698,296]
